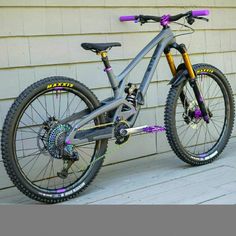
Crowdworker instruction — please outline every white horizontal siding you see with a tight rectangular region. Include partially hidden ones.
[0,1,236,189]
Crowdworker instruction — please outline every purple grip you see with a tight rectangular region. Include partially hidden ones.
[192,9,209,17]
[119,15,136,22]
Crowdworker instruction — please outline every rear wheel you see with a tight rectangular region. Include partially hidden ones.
[164,64,234,165]
[1,76,108,203]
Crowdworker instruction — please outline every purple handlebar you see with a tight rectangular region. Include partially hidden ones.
[119,15,136,22]
[192,9,209,17]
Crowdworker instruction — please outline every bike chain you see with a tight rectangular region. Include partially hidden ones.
[76,122,114,131]
[74,121,128,170]
[67,121,162,171]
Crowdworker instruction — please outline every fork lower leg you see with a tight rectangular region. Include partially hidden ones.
[181,45,209,123]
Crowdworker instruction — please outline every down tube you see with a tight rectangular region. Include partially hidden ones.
[139,38,172,97]
[117,28,173,82]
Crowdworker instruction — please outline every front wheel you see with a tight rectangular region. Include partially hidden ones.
[164,64,234,166]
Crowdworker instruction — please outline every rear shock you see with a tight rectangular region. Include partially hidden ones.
[122,83,138,111]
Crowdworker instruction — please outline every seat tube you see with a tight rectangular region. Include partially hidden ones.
[100,51,119,96]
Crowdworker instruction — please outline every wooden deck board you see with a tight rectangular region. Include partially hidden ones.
[0,138,236,205]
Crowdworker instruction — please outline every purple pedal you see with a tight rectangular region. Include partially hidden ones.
[142,125,166,133]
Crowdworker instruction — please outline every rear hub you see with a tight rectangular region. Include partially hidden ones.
[47,123,72,159]
[37,117,78,160]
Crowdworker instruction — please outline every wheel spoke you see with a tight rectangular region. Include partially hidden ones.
[12,86,103,197]
[170,71,230,158]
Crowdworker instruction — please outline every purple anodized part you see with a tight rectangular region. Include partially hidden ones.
[54,87,63,91]
[194,108,209,122]
[203,115,210,123]
[194,108,202,119]
[104,67,112,72]
[160,14,170,27]
[199,96,204,102]
[192,9,209,17]
[65,139,72,145]
[119,15,136,22]
[57,188,66,193]
[199,153,207,159]
[142,125,166,133]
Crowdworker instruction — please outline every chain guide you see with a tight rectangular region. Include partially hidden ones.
[114,121,130,145]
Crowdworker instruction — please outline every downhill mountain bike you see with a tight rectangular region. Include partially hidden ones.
[1,10,234,203]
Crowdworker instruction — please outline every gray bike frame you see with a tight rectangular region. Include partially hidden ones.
[65,27,176,145]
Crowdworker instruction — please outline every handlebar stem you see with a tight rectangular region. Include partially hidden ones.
[160,15,170,27]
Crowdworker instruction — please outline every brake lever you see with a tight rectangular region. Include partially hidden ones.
[193,16,209,22]
[186,15,209,25]
[138,15,148,26]
[186,16,195,25]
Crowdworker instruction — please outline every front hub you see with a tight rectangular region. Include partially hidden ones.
[184,101,213,129]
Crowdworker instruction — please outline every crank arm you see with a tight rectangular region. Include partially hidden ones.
[120,125,166,136]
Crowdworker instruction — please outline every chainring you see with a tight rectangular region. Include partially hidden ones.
[114,121,130,145]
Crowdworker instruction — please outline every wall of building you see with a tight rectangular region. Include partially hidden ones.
[0,0,236,189]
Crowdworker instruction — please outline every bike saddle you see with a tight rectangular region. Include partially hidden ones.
[81,42,121,52]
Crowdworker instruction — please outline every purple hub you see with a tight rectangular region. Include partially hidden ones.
[194,108,210,123]
[160,15,170,26]
[143,125,166,133]
[194,108,202,119]
[65,139,72,145]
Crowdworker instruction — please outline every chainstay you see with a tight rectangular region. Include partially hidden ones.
[74,122,165,170]
[76,138,128,171]
[76,122,114,131]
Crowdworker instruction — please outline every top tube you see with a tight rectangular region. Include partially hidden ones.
[117,27,174,83]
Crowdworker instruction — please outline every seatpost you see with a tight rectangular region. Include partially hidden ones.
[98,51,119,96]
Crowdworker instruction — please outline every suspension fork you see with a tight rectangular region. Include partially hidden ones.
[180,44,209,123]
[165,44,209,123]
[165,48,187,107]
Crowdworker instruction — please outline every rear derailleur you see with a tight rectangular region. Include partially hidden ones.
[57,145,79,179]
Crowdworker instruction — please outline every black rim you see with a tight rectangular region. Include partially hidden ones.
[174,72,229,160]
[12,86,101,195]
